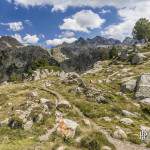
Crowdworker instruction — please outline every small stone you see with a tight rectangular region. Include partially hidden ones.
[24,120,33,131]
[1,81,8,86]
[96,96,109,104]
[83,119,91,127]
[27,91,38,100]
[122,110,137,117]
[56,100,71,109]
[8,102,12,106]
[98,80,103,84]
[102,146,112,150]
[40,98,49,104]
[0,118,9,126]
[56,146,66,150]
[45,81,51,87]
[103,117,112,122]
[120,118,134,125]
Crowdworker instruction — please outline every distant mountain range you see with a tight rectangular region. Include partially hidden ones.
[0,35,145,82]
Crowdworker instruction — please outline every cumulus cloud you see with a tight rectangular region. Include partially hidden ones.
[5,0,136,11]
[101,1,150,40]
[8,0,149,12]
[7,0,150,40]
[46,37,77,46]
[59,31,75,38]
[60,10,105,32]
[23,34,39,44]
[1,21,23,31]
[13,34,39,44]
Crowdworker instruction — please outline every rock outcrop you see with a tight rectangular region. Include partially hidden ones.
[131,53,146,65]
[121,79,137,93]
[0,36,59,82]
[56,118,78,138]
[135,73,150,99]
[51,36,121,72]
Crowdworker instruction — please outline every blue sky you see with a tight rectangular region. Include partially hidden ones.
[0,0,149,47]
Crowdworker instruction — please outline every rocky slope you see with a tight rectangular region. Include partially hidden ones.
[0,36,59,82]
[0,44,150,149]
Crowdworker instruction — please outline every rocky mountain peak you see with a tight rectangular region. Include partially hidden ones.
[0,36,22,49]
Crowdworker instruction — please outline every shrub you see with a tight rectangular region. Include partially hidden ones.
[80,132,115,150]
[109,46,119,59]
[10,73,22,82]
[141,104,150,115]
[128,134,141,144]
[8,116,23,129]
[31,58,49,70]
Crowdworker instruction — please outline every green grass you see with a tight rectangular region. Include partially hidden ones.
[80,131,115,150]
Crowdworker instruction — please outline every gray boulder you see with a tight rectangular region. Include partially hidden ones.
[121,79,137,93]
[140,98,150,106]
[120,50,129,61]
[57,118,78,138]
[131,53,146,65]
[135,73,150,99]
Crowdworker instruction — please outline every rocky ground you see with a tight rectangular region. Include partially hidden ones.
[0,45,150,150]
[0,37,150,150]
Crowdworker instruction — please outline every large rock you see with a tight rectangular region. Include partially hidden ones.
[57,118,78,138]
[135,74,150,99]
[140,98,150,106]
[113,128,127,139]
[119,50,129,61]
[131,53,146,65]
[121,79,137,93]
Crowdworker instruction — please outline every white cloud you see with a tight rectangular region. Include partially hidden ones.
[13,34,39,44]
[8,0,150,40]
[59,31,75,38]
[1,21,23,31]
[4,0,130,11]
[60,10,105,32]
[101,1,150,40]
[23,34,39,44]
[8,0,148,12]
[46,37,77,46]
